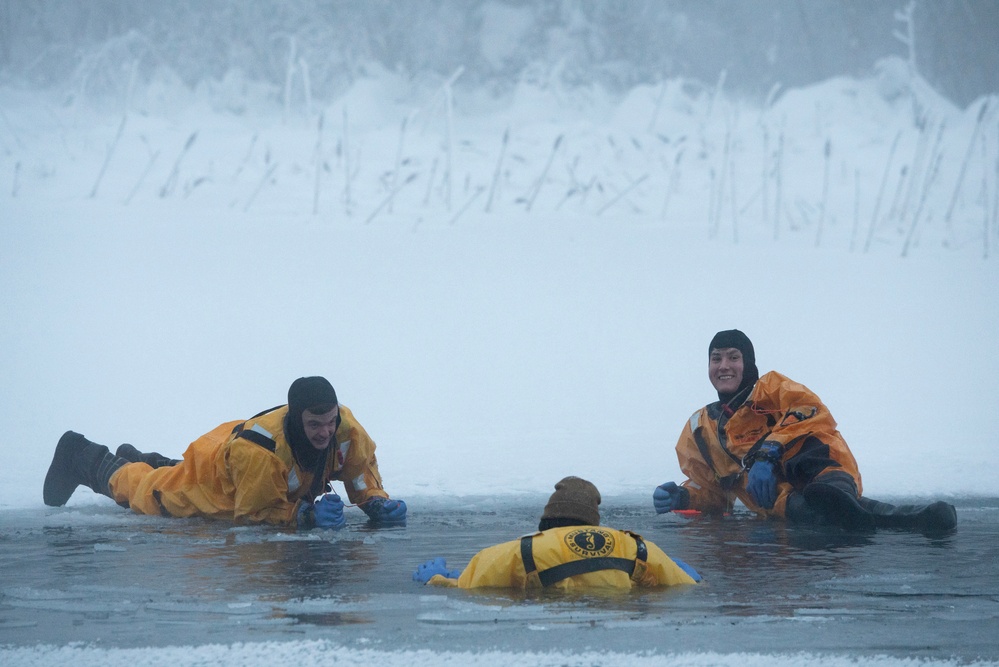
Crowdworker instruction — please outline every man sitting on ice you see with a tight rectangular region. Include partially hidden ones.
[653,329,957,533]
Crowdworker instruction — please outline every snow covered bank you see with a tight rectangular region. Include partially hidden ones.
[2,63,997,512]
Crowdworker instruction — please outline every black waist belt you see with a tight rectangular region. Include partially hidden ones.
[520,533,648,587]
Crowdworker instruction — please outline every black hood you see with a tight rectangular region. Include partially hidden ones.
[709,329,760,406]
[284,376,339,469]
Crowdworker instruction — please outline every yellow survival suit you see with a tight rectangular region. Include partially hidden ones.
[416,477,702,588]
[427,525,699,589]
[109,404,388,526]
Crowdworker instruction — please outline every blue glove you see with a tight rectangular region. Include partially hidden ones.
[745,443,781,509]
[653,482,689,513]
[362,497,407,525]
[314,493,347,530]
[672,557,702,583]
[412,557,461,583]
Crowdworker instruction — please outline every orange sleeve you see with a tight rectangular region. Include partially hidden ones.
[753,373,862,495]
[675,414,734,514]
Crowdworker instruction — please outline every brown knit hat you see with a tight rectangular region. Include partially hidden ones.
[541,476,601,526]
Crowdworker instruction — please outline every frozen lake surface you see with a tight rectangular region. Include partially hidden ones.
[2,494,997,663]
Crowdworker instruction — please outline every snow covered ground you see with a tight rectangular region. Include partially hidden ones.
[2,55,998,665]
[3,643,990,667]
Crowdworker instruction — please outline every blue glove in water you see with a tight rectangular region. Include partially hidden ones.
[412,557,462,583]
[672,557,703,583]
[745,443,781,509]
[362,497,407,524]
[653,482,689,514]
[314,493,347,530]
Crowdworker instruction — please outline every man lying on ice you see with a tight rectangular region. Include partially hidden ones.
[43,376,407,530]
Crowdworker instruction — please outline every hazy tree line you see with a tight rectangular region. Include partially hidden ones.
[0,0,995,107]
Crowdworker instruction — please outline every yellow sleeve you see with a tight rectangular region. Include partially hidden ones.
[226,439,297,526]
[334,406,390,505]
[426,574,461,588]
[637,540,699,587]
[452,540,527,589]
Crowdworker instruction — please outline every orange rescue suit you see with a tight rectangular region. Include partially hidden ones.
[108,404,389,526]
[676,371,862,518]
[428,525,698,589]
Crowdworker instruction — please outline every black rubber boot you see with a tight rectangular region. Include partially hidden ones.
[860,497,958,533]
[43,431,128,506]
[802,481,876,531]
[785,491,831,526]
[115,443,180,469]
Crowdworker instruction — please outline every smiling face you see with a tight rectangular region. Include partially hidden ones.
[709,347,745,396]
[301,406,339,451]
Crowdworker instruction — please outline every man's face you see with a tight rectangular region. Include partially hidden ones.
[709,347,744,395]
[302,406,339,451]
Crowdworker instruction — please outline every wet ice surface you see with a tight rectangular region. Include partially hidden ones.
[2,495,997,663]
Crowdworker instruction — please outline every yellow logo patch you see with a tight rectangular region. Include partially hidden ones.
[564,528,615,558]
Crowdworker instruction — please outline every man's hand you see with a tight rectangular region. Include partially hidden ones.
[745,443,781,509]
[413,557,461,583]
[653,482,690,513]
[314,493,347,530]
[362,497,407,525]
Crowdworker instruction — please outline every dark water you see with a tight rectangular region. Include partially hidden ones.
[1,495,997,662]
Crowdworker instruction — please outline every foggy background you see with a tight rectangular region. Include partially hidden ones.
[1,0,996,111]
[2,3,998,664]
